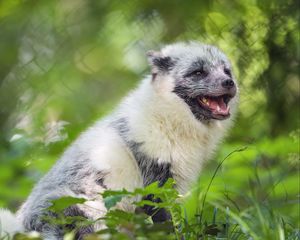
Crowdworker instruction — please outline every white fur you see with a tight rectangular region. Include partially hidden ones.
[79,124,143,192]
[0,209,23,238]
[77,73,237,195]
[115,76,237,193]
[1,42,238,237]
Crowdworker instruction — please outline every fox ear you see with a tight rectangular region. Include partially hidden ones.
[147,50,174,73]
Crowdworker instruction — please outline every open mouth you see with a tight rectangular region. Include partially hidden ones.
[197,94,232,120]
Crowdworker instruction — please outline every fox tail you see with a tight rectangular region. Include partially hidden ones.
[0,209,23,239]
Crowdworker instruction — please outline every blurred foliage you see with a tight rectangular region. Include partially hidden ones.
[11,176,299,239]
[0,0,299,239]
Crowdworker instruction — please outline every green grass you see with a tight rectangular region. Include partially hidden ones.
[7,136,299,240]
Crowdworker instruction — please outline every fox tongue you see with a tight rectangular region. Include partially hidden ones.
[207,97,229,115]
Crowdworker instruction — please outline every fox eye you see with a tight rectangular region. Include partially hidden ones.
[192,67,208,77]
[224,68,232,77]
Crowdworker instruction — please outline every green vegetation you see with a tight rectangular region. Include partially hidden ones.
[0,0,299,239]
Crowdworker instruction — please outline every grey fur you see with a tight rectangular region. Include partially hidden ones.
[147,51,175,73]
[152,56,175,72]
[18,147,107,239]
[25,205,93,240]
[111,118,172,187]
[167,44,237,121]
[64,206,94,240]
[111,118,172,222]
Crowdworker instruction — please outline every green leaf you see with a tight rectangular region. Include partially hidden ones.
[103,194,128,210]
[48,196,86,212]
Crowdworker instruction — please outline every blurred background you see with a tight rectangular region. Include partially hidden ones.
[0,0,299,234]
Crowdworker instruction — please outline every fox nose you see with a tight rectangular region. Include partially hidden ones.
[222,79,235,89]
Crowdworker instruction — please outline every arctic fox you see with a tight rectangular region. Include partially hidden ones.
[0,42,238,239]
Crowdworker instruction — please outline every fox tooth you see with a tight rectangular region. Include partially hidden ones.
[203,98,210,105]
[217,106,220,111]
